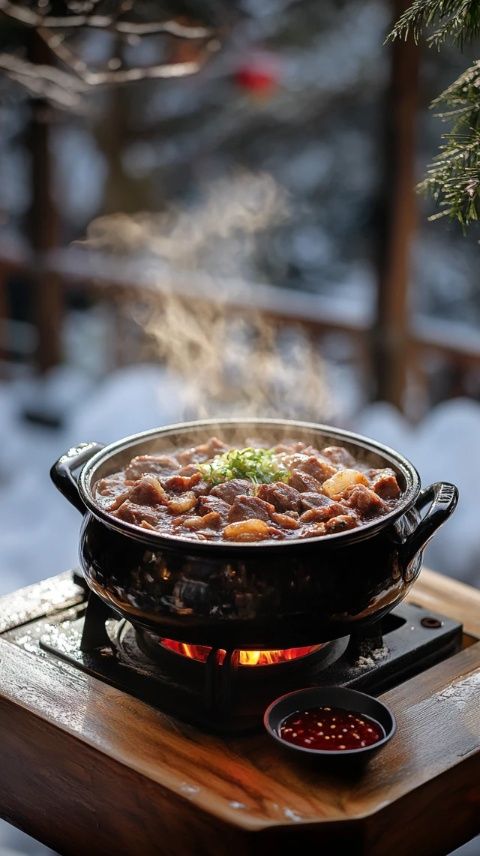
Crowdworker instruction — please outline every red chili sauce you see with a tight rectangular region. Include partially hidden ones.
[279,705,384,751]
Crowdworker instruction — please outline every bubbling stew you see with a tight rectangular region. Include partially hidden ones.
[94,436,402,542]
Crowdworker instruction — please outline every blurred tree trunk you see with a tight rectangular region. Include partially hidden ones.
[0,263,7,374]
[27,32,63,373]
[373,0,420,410]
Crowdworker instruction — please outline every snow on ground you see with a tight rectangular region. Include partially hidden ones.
[0,364,479,855]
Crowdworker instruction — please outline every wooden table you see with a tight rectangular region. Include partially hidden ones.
[0,568,479,856]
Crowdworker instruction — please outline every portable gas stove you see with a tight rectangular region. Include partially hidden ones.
[0,568,479,856]
[34,572,463,733]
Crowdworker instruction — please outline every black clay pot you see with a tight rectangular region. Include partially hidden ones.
[51,419,458,648]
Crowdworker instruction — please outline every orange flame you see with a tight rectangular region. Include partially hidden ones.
[161,639,320,666]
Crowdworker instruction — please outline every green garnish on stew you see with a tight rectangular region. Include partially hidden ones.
[199,447,290,486]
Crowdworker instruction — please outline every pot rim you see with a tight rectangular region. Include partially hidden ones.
[78,417,420,552]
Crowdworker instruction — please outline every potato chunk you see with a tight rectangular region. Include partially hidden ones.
[223,519,272,542]
[167,492,197,514]
[322,469,368,499]
[181,512,221,530]
[271,512,300,529]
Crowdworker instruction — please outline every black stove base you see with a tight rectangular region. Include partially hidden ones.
[36,599,463,734]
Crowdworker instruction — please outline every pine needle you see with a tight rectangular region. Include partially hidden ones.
[388,0,480,228]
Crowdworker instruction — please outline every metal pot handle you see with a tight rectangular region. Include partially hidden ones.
[402,482,458,568]
[50,442,104,514]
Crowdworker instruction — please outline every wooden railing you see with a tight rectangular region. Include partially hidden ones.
[1,242,479,415]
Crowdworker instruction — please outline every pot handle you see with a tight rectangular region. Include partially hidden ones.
[402,482,458,568]
[50,442,104,514]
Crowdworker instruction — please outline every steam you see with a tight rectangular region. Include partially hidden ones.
[81,170,332,420]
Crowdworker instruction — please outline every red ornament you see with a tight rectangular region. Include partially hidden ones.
[234,55,280,98]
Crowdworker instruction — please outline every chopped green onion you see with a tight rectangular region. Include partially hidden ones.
[198,447,290,486]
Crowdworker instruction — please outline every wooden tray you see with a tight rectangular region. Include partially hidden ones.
[0,568,479,856]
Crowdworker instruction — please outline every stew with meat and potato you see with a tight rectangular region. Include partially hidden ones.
[94,437,402,542]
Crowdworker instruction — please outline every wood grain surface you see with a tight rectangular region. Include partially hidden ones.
[0,567,478,856]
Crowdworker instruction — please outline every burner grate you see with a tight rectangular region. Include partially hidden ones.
[35,593,463,734]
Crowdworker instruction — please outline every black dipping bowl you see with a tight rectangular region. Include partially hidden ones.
[264,686,396,764]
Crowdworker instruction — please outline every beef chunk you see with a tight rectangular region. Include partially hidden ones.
[300,502,346,523]
[179,464,202,476]
[288,471,323,493]
[96,474,126,497]
[273,441,310,454]
[164,472,202,493]
[197,495,230,519]
[177,436,228,465]
[294,456,337,484]
[191,479,211,498]
[210,479,253,503]
[321,446,356,467]
[256,482,302,512]
[300,492,333,511]
[344,484,386,517]
[115,476,168,509]
[300,523,327,539]
[125,454,179,480]
[113,502,161,527]
[324,514,358,533]
[227,495,275,523]
[370,469,401,500]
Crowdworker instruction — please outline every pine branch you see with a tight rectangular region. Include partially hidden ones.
[422,59,480,225]
[389,1,480,229]
[420,131,480,225]
[389,0,480,46]
[431,56,480,108]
